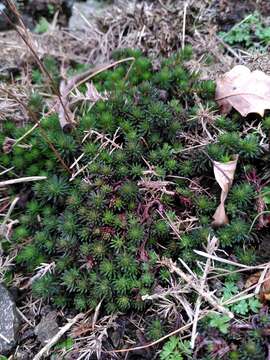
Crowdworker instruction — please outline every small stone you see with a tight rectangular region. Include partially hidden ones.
[0,284,20,355]
[69,0,109,30]
[34,311,59,345]
[0,4,12,31]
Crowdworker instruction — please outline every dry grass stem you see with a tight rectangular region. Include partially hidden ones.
[160,257,234,318]
[0,176,47,187]
[190,235,218,348]
[194,250,259,269]
[72,315,118,360]
[70,128,123,181]
[182,2,188,50]
[0,197,19,243]
[33,313,84,360]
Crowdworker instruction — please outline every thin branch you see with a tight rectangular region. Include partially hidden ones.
[160,258,233,318]
[106,316,204,354]
[191,235,218,349]
[182,2,188,50]
[33,313,84,360]
[0,176,47,187]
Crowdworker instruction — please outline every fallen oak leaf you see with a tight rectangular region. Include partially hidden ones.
[215,65,270,117]
[212,155,238,227]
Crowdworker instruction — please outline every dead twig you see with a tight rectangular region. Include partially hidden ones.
[190,235,218,349]
[160,258,233,318]
[70,128,123,181]
[0,176,47,187]
[106,316,204,354]
[33,313,84,360]
[182,2,188,50]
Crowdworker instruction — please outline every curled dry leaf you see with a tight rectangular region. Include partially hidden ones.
[58,76,109,131]
[245,272,261,289]
[58,80,76,132]
[215,65,270,117]
[245,270,270,302]
[245,269,270,303]
[212,156,238,227]
[261,269,270,302]
[86,82,109,103]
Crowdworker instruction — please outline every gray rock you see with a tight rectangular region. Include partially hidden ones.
[0,3,12,31]
[0,284,20,355]
[26,0,74,26]
[0,0,74,32]
[69,0,109,31]
[0,2,28,31]
[34,311,59,345]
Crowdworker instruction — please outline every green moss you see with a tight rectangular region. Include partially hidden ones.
[3,47,264,318]
[239,134,260,158]
[263,116,270,130]
[229,183,254,207]
[37,175,70,202]
[32,274,57,299]
[28,92,44,113]
[147,319,165,341]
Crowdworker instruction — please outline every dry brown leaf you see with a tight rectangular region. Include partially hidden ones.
[212,156,238,227]
[58,80,76,132]
[261,269,270,302]
[245,270,270,303]
[245,272,261,289]
[215,65,270,117]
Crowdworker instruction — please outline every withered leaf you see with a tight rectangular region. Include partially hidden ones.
[216,65,270,117]
[261,269,270,302]
[212,156,238,227]
[245,272,261,289]
[245,269,270,303]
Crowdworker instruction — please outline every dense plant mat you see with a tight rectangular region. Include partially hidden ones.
[1,47,270,357]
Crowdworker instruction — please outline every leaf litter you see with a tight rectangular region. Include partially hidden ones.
[212,156,238,227]
[216,65,270,117]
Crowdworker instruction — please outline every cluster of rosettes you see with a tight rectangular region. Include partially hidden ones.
[0,46,265,312]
